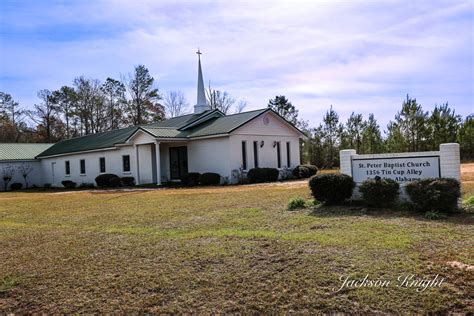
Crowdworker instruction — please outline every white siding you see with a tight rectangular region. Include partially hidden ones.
[0,161,44,190]
[187,137,231,180]
[40,146,137,187]
[228,111,301,179]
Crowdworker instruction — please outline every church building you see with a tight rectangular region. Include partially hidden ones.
[0,53,304,189]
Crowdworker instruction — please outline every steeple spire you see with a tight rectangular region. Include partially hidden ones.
[194,49,210,113]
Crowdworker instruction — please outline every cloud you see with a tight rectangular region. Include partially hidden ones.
[0,0,472,129]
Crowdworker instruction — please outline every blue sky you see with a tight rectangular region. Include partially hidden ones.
[0,0,473,129]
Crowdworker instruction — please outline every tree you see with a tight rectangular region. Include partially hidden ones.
[428,103,461,150]
[101,78,127,129]
[235,99,248,114]
[458,115,474,161]
[28,89,57,142]
[163,90,189,118]
[125,65,164,124]
[321,105,340,168]
[18,163,33,188]
[267,95,299,126]
[391,95,430,152]
[2,166,15,191]
[51,86,77,139]
[0,92,24,142]
[361,114,383,154]
[344,112,366,153]
[206,83,236,114]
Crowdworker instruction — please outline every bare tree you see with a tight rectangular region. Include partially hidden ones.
[206,82,236,114]
[18,163,33,188]
[2,166,15,191]
[164,90,189,118]
[235,99,248,113]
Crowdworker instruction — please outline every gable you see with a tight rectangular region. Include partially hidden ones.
[230,111,301,137]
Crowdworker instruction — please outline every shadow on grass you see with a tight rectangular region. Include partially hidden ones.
[308,203,474,225]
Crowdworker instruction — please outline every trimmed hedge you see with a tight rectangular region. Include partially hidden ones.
[405,178,460,212]
[247,168,279,183]
[359,177,399,207]
[120,176,135,186]
[10,182,23,190]
[95,173,119,187]
[109,177,121,187]
[308,173,355,204]
[181,172,201,186]
[292,164,318,179]
[61,180,77,189]
[201,172,221,185]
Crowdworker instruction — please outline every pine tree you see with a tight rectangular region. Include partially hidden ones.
[428,103,461,150]
[268,95,299,126]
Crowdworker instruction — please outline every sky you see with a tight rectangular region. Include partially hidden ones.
[0,0,473,130]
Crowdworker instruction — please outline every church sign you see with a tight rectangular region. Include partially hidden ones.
[339,143,461,193]
[351,156,440,183]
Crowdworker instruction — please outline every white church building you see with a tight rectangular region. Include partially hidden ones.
[0,53,304,189]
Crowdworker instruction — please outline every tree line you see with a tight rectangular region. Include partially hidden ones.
[0,64,247,143]
[1,72,472,164]
[267,95,473,166]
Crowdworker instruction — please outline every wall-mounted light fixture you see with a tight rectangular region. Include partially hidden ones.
[260,140,264,148]
[273,141,277,148]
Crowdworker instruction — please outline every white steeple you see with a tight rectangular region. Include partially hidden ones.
[194,49,210,113]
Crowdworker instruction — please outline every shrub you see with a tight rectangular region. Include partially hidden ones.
[200,172,221,185]
[247,168,279,183]
[308,173,355,205]
[108,177,121,188]
[61,180,77,189]
[359,176,400,207]
[120,176,135,187]
[95,173,119,187]
[405,178,461,212]
[287,197,306,210]
[424,210,445,220]
[43,183,52,188]
[79,182,95,188]
[181,172,201,186]
[292,165,318,179]
[10,182,23,190]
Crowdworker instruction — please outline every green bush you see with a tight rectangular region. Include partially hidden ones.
[287,196,306,210]
[10,183,23,191]
[247,168,279,183]
[308,173,355,205]
[424,210,446,220]
[61,180,77,189]
[120,176,135,186]
[359,177,400,207]
[405,178,461,212]
[95,173,119,187]
[200,172,221,185]
[108,177,121,188]
[181,172,201,186]
[43,183,52,188]
[292,165,318,179]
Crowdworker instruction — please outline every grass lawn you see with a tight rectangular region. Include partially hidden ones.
[0,181,473,313]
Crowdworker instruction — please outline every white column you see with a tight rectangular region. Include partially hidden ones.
[439,143,460,180]
[339,149,356,176]
[155,141,161,185]
[135,144,140,185]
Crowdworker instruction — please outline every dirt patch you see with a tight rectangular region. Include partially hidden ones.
[461,163,474,182]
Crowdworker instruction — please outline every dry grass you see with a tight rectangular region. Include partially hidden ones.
[0,176,473,313]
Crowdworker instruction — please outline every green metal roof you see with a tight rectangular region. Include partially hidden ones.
[37,126,139,157]
[0,143,54,161]
[36,108,297,158]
